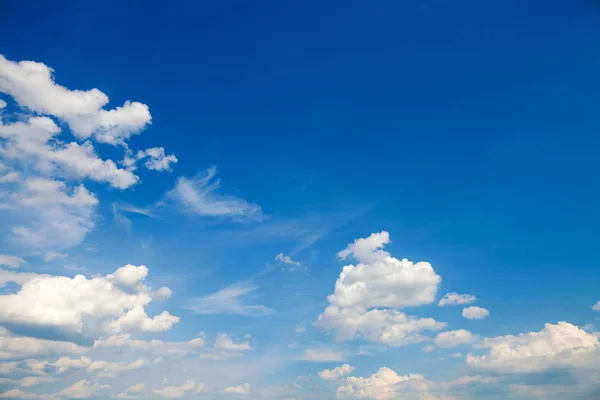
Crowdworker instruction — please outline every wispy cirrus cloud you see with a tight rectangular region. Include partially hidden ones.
[185,282,273,317]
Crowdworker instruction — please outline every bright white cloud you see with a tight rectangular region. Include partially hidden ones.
[0,327,85,360]
[186,282,273,317]
[215,333,252,351]
[319,364,355,381]
[0,55,151,145]
[438,293,477,307]
[275,253,300,266]
[336,367,435,400]
[168,166,263,220]
[315,232,445,345]
[0,254,25,268]
[592,301,600,311]
[0,264,177,345]
[224,383,250,394]
[466,321,600,373]
[462,306,489,320]
[434,329,475,348]
[135,147,178,171]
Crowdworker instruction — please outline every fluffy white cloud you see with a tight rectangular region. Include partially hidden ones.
[315,232,445,345]
[316,306,446,346]
[0,254,25,268]
[168,166,263,220]
[0,265,177,345]
[186,282,273,317]
[462,306,489,320]
[215,333,252,351]
[434,329,474,348]
[336,367,435,400]
[135,147,178,171]
[592,301,600,311]
[0,117,138,189]
[466,321,600,373]
[275,253,300,266]
[438,293,477,307]
[319,364,355,381]
[224,383,250,394]
[332,232,441,309]
[0,55,151,145]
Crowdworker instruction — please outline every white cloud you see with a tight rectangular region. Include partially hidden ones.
[224,383,250,394]
[330,231,441,309]
[0,327,85,359]
[438,293,477,307]
[215,333,252,351]
[0,117,138,189]
[423,345,435,353]
[462,306,489,320]
[434,329,474,348]
[186,282,273,317]
[168,166,263,220]
[319,364,355,381]
[9,177,98,250]
[155,287,173,301]
[275,253,300,266]
[0,254,26,268]
[0,99,6,108]
[135,147,178,171]
[466,321,600,373]
[335,367,436,400]
[316,306,446,346]
[592,301,600,311]
[0,264,177,345]
[0,55,151,145]
[314,231,445,346]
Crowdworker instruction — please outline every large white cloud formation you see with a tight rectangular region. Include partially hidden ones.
[0,264,178,345]
[315,232,445,345]
[336,367,436,400]
[466,321,599,373]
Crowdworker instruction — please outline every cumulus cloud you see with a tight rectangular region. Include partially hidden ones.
[434,329,475,348]
[319,364,355,381]
[0,55,150,145]
[215,333,252,351]
[0,264,177,345]
[168,166,263,220]
[466,321,600,373]
[592,301,600,311]
[186,282,273,317]
[135,147,178,171]
[462,306,489,320]
[335,367,437,400]
[315,232,445,345]
[56,379,111,399]
[224,383,250,394]
[94,332,205,357]
[0,254,25,268]
[438,293,477,307]
[0,327,85,360]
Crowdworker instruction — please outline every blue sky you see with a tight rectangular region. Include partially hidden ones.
[0,1,599,399]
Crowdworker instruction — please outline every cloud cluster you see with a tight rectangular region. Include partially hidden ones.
[0,264,177,345]
[319,364,355,381]
[315,232,445,345]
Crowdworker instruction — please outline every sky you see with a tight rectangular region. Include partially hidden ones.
[0,0,599,399]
